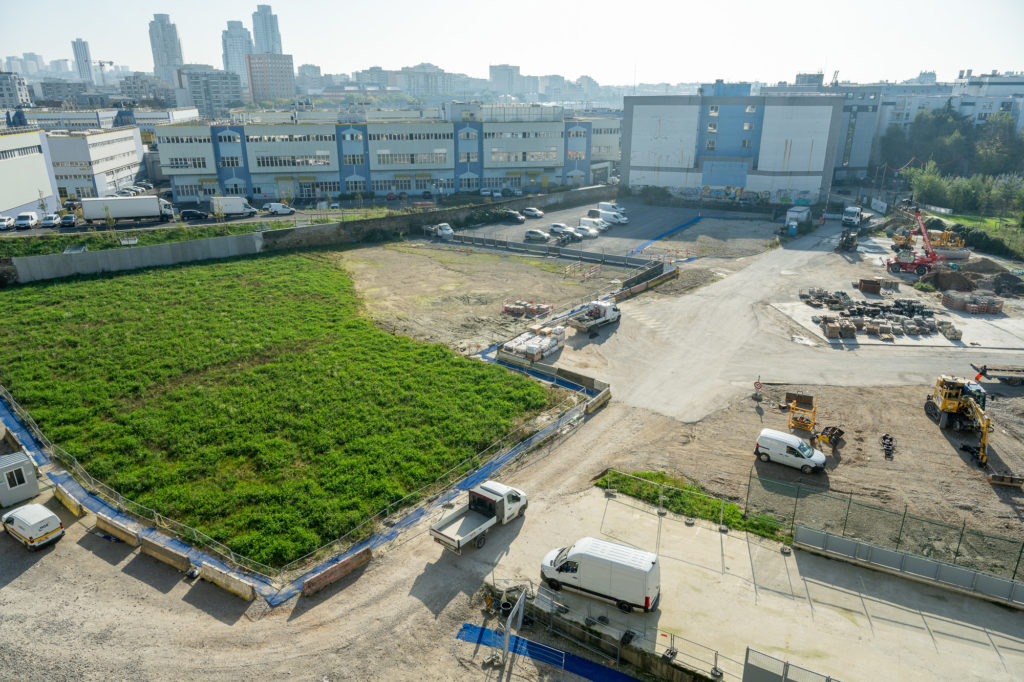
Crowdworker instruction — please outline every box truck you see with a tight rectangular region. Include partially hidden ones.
[81,197,174,224]
[842,206,865,227]
[579,217,610,232]
[210,196,257,217]
[429,481,527,553]
[541,537,660,612]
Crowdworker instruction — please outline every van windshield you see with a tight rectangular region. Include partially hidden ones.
[797,442,815,458]
[554,546,569,565]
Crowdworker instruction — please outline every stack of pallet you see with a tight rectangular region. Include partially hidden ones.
[938,320,963,340]
[942,292,1004,314]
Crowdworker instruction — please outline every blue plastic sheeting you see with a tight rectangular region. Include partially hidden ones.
[0,395,51,466]
[456,623,637,681]
[628,216,702,255]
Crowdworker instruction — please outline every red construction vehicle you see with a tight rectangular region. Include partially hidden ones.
[885,211,944,276]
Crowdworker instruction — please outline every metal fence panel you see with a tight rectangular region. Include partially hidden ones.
[842,500,902,547]
[974,572,1014,601]
[824,535,858,558]
[744,648,787,681]
[869,546,903,571]
[936,563,976,590]
[1012,581,1024,605]
[956,530,1023,580]
[903,554,940,579]
[794,525,826,549]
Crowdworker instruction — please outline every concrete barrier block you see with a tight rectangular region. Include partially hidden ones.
[140,536,190,571]
[96,513,140,546]
[54,483,83,517]
[302,548,372,598]
[585,387,612,414]
[200,562,256,601]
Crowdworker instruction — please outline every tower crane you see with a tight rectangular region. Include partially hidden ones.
[93,60,114,87]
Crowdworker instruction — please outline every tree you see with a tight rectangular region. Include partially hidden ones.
[905,161,948,206]
[37,190,47,216]
[878,124,910,168]
[974,113,1024,176]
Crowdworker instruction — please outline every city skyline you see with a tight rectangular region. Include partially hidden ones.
[0,0,1022,87]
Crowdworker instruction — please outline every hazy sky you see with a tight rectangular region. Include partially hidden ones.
[2,0,1022,86]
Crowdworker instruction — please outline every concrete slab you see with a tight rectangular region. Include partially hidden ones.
[486,488,1023,682]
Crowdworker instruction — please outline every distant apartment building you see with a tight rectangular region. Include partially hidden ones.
[246,53,294,104]
[222,21,254,91]
[37,79,88,103]
[149,14,184,84]
[177,66,243,119]
[952,70,1024,97]
[120,72,178,104]
[0,127,59,219]
[47,126,145,199]
[20,109,119,131]
[71,39,93,86]
[489,64,520,95]
[622,83,843,204]
[156,103,596,203]
[252,4,283,54]
[575,114,620,182]
[0,72,31,108]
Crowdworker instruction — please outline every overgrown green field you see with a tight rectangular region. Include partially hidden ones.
[924,211,1024,261]
[0,253,552,566]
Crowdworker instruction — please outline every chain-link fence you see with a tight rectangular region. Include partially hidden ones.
[603,468,1024,582]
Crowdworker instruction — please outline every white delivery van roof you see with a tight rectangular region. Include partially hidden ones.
[759,428,805,447]
[477,481,514,498]
[4,502,54,526]
[569,537,657,571]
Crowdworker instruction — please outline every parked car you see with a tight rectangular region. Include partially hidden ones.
[0,216,14,230]
[398,192,408,200]
[560,228,584,242]
[522,207,544,218]
[503,210,526,223]
[754,428,826,474]
[62,200,81,211]
[136,181,153,190]
[40,213,62,228]
[421,190,433,199]
[479,188,493,197]
[129,186,147,194]
[2,503,64,551]
[547,223,571,235]
[524,229,550,242]
[180,209,208,221]
[386,192,398,200]
[329,202,340,209]
[116,189,136,197]
[262,203,295,215]
[60,213,78,227]
[14,212,39,229]
[576,226,599,239]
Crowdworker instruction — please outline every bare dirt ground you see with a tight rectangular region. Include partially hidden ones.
[4,217,1024,681]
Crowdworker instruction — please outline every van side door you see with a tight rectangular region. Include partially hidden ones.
[504,490,522,521]
[783,445,803,468]
[556,559,580,587]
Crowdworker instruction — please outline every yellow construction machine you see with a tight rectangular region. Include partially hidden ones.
[924,376,992,465]
[928,230,966,248]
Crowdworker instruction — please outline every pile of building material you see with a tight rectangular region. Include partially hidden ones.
[938,320,963,340]
[500,325,566,361]
[919,267,975,292]
[502,300,552,317]
[942,292,1004,314]
[800,288,852,309]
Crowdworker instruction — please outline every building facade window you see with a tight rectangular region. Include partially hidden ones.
[168,157,207,169]
[709,105,719,116]
[707,122,717,133]
[460,177,479,189]
[743,122,753,131]
[346,180,366,193]
[219,156,241,167]
[458,130,478,140]
[741,139,752,149]
[343,153,365,165]
[255,152,331,167]
[745,105,757,113]
[706,140,716,150]
[458,151,478,163]
[566,150,585,160]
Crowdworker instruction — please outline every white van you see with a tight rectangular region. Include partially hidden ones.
[754,428,826,473]
[579,217,609,232]
[598,202,627,214]
[262,202,295,215]
[14,212,39,229]
[2,503,64,550]
[541,537,660,613]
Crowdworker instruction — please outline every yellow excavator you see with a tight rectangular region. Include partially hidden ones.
[924,376,992,465]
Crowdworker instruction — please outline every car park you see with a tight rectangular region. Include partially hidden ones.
[129,186,147,194]
[0,216,14,230]
[116,189,136,197]
[40,214,62,227]
[522,207,544,218]
[136,181,153,190]
[180,209,208,221]
[524,229,550,242]
[60,214,77,227]
[2,503,64,551]
[503,210,526,223]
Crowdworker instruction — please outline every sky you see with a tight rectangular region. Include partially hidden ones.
[1,0,1022,86]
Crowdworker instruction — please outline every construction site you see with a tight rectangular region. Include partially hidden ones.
[2,198,1024,681]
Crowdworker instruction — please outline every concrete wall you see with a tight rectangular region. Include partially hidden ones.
[96,513,140,546]
[140,535,191,571]
[200,561,256,601]
[301,547,372,597]
[9,186,618,284]
[54,483,84,517]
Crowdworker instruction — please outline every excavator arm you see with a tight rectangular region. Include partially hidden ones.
[967,396,991,466]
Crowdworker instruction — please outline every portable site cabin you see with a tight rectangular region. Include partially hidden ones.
[0,452,39,507]
[786,206,811,225]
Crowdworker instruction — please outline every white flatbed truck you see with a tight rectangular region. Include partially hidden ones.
[567,300,621,332]
[429,481,527,553]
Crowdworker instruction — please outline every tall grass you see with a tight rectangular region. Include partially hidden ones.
[0,253,550,566]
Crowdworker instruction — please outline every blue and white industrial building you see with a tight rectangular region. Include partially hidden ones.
[622,83,843,204]
[156,103,601,202]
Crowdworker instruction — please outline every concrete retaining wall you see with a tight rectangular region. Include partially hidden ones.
[301,547,372,597]
[200,561,256,601]
[140,535,191,571]
[96,513,140,546]
[54,483,84,517]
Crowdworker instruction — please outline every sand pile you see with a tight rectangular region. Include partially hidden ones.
[975,271,1024,297]
[961,257,1007,274]
[920,267,976,291]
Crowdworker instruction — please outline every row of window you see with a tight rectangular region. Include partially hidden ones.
[343,154,365,165]
[87,135,136,149]
[705,139,753,150]
[567,150,586,160]
[245,133,337,143]
[168,157,208,169]
[491,148,558,163]
[92,151,142,168]
[0,144,42,161]
[376,152,448,165]
[708,105,758,116]
[255,153,332,167]
[367,132,453,141]
[458,152,478,163]
[159,135,212,144]
[483,131,562,139]
[55,173,93,180]
[592,127,618,135]
[458,131,477,140]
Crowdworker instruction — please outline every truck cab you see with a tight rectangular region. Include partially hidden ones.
[429,481,527,553]
[842,206,863,227]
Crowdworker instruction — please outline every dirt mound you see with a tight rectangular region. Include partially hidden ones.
[920,267,976,291]
[961,257,1007,274]
[975,271,1024,296]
